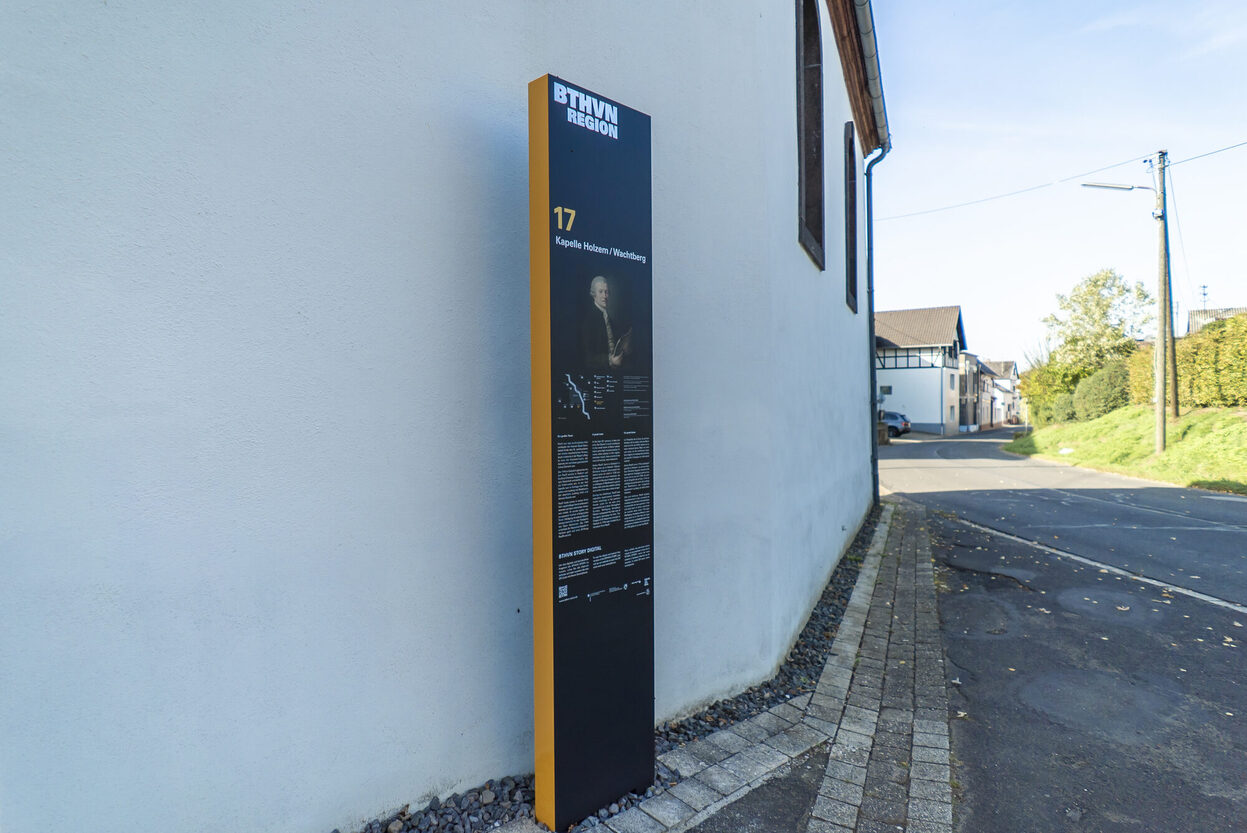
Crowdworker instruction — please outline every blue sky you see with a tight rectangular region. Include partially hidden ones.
[869,1,1247,368]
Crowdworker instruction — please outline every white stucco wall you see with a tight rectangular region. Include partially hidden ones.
[877,365,955,433]
[1,3,873,832]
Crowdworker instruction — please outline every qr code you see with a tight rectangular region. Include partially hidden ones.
[558,585,569,599]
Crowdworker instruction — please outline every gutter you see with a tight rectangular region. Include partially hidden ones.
[865,144,889,505]
[853,0,890,153]
[856,0,890,505]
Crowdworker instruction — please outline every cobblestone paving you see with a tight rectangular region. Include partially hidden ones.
[501,501,952,833]
[807,502,953,833]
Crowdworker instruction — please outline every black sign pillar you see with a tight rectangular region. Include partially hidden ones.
[529,74,654,831]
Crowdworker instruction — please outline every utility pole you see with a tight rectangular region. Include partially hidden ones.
[1081,156,1176,453]
[1200,284,1208,310]
[1155,151,1178,420]
[1151,153,1168,453]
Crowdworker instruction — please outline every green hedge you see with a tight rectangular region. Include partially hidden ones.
[1127,347,1153,404]
[1129,314,1247,407]
[1075,361,1129,421]
[1051,392,1076,422]
[1019,359,1081,426]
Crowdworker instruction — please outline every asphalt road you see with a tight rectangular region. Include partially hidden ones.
[880,430,1247,833]
[880,429,1247,608]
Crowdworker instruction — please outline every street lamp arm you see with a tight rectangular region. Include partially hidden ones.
[1081,182,1155,192]
[1080,149,1174,450]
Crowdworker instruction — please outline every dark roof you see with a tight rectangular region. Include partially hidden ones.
[983,360,1016,377]
[875,306,966,351]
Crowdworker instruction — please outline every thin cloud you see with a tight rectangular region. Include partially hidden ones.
[1078,3,1247,58]
[1078,10,1151,35]
[1185,17,1247,57]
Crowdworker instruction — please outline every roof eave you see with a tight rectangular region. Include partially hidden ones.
[852,0,890,153]
[827,0,890,154]
[876,342,956,350]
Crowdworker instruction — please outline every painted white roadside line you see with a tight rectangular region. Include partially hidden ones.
[951,516,1247,617]
[1029,524,1242,532]
[1043,487,1247,529]
[1203,494,1247,503]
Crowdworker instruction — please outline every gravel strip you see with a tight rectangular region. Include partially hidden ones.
[655,507,877,755]
[334,506,881,833]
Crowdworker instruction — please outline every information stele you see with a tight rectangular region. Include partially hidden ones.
[528,74,654,832]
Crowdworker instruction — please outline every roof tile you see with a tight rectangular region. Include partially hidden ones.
[875,306,964,350]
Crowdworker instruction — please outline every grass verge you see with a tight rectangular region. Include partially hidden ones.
[1004,405,1247,495]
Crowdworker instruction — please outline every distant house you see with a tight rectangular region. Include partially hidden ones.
[875,306,965,435]
[983,360,1020,425]
[1188,307,1247,335]
[956,352,995,431]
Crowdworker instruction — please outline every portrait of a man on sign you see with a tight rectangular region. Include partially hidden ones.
[580,275,632,371]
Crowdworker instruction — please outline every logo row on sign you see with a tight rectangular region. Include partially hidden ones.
[552,81,619,139]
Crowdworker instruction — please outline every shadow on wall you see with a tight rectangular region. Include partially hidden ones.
[462,88,536,718]
[402,85,537,786]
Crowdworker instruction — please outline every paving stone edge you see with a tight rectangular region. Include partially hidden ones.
[645,503,898,833]
[500,502,955,833]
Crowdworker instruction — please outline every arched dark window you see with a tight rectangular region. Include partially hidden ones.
[796,0,824,269]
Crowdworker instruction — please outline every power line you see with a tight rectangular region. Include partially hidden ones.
[879,154,1150,221]
[1170,138,1247,167]
[879,137,1247,222]
[878,182,1052,221]
[1165,168,1199,331]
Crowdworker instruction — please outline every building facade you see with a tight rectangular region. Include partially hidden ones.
[1,3,888,832]
[983,360,1021,425]
[875,306,965,435]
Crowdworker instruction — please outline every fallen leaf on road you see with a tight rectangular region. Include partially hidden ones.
[1116,605,1130,611]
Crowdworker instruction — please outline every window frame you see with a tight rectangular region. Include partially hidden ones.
[796,0,825,270]
[844,120,858,311]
